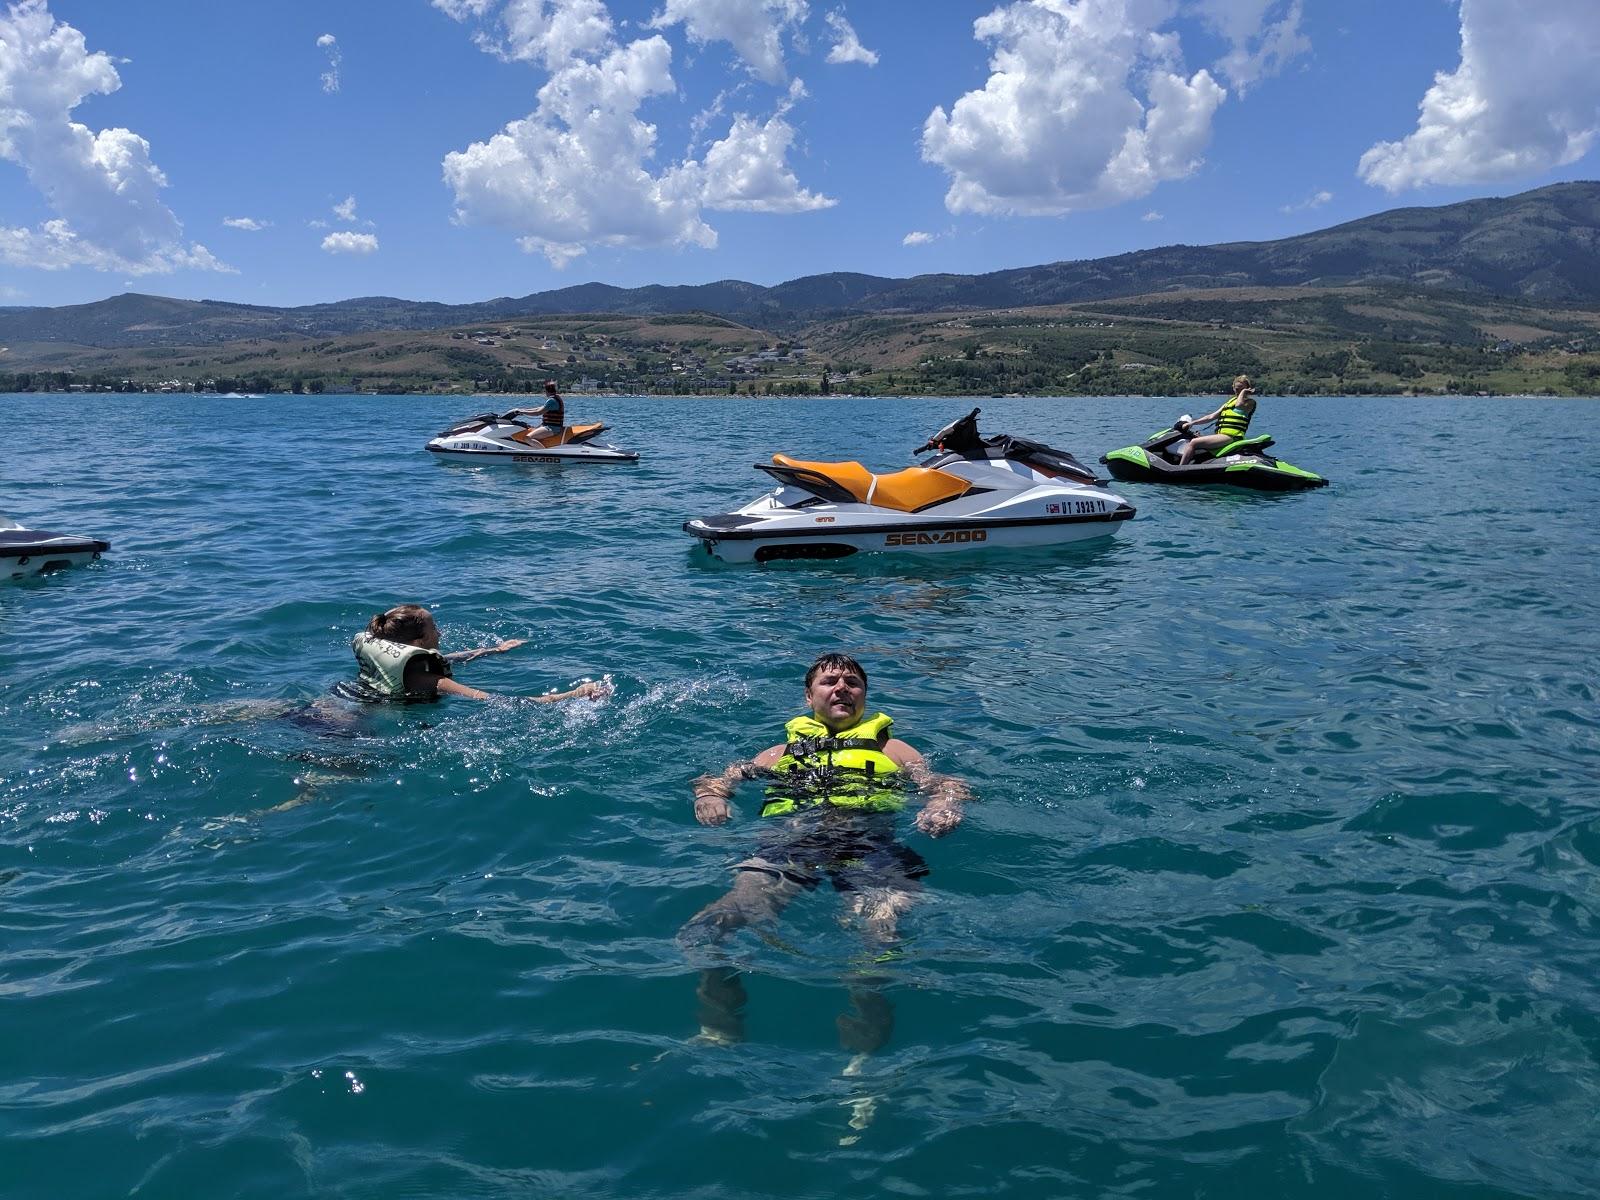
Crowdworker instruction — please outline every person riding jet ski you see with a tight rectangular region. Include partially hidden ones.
[1180,375,1258,465]
[1100,380,1327,491]
[505,379,565,443]
[425,380,639,463]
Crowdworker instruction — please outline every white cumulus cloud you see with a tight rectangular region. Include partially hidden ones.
[902,230,934,245]
[439,1,830,266]
[443,34,711,266]
[1358,0,1600,192]
[321,231,378,254]
[824,10,877,66]
[0,0,230,275]
[317,32,342,93]
[921,0,1226,217]
[701,111,835,211]
[1192,0,1307,94]
[333,195,359,221]
[223,216,269,231]
[1280,188,1331,213]
[1141,209,1163,221]
[649,0,808,85]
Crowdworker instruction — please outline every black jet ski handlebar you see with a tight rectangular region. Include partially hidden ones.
[913,408,982,455]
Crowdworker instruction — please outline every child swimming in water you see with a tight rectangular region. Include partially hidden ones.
[336,604,609,704]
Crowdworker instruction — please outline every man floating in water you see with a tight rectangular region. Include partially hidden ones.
[682,652,970,1060]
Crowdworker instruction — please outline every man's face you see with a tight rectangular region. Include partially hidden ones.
[805,665,867,731]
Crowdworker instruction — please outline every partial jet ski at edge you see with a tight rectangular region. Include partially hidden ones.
[2,514,110,581]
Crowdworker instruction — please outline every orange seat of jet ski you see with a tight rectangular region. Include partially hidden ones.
[513,422,605,448]
[871,466,971,512]
[771,455,969,513]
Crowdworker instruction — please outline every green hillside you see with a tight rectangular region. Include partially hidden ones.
[4,285,1599,397]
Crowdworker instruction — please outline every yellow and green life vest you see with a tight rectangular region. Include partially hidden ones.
[762,711,906,816]
[346,633,452,702]
[1215,392,1253,441]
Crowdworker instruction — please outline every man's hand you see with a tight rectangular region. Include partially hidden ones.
[692,768,741,825]
[916,801,963,838]
[693,793,731,826]
[496,638,527,653]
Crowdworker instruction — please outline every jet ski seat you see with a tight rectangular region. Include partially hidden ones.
[770,455,970,513]
[513,422,607,447]
[1189,433,1274,461]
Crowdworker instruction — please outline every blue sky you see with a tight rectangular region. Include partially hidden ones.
[2,0,1598,310]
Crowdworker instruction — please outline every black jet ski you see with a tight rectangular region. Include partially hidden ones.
[2,514,110,581]
[1101,417,1327,490]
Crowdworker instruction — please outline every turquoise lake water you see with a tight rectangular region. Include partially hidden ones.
[3,392,1599,1198]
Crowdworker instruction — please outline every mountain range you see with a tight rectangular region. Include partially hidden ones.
[4,181,1599,350]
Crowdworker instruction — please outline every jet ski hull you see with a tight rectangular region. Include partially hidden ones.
[1,527,110,580]
[686,513,1130,563]
[426,440,639,463]
[685,498,1134,564]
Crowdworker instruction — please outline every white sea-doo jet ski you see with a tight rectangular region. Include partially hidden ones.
[1,514,110,581]
[426,409,639,463]
[683,409,1135,563]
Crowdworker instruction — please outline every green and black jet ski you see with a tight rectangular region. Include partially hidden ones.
[1101,417,1327,491]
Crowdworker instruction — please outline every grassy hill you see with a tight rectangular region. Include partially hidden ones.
[5,285,1599,397]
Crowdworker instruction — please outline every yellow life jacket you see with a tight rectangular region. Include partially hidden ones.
[762,711,905,816]
[1215,392,1253,441]
[346,633,452,702]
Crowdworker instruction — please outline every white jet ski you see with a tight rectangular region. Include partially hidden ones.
[425,409,639,463]
[1,514,110,581]
[683,409,1135,563]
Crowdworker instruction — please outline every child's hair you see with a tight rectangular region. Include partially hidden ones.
[1232,374,1254,393]
[367,604,434,642]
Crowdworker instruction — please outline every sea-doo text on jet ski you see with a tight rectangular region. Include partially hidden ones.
[1,515,110,581]
[426,410,639,463]
[1101,417,1327,490]
[684,409,1135,563]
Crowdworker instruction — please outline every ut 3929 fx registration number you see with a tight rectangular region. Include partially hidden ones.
[884,529,988,546]
[1045,499,1108,515]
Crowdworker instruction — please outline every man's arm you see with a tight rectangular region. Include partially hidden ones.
[886,738,970,838]
[692,744,781,825]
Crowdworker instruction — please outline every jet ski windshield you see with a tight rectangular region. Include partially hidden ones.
[915,408,985,456]
[913,409,1102,483]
